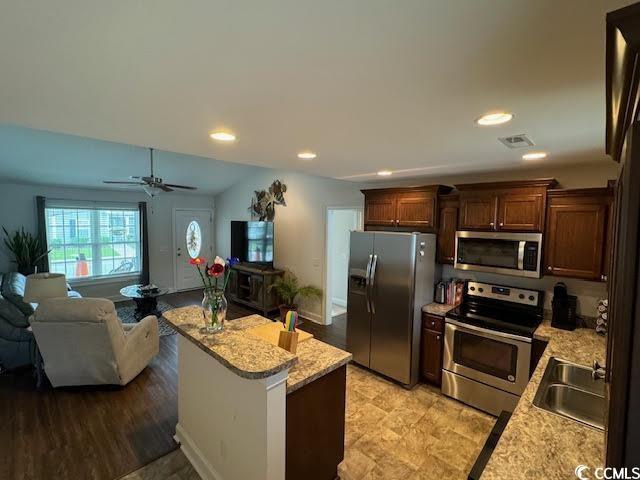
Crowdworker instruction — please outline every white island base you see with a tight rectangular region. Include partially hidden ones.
[174,335,288,480]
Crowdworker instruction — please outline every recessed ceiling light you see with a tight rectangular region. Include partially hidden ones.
[377,170,393,176]
[522,152,547,160]
[209,131,236,142]
[476,112,514,126]
[297,151,317,160]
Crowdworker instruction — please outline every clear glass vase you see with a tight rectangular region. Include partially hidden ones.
[202,288,227,333]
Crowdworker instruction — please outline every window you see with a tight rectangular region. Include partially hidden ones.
[45,201,142,281]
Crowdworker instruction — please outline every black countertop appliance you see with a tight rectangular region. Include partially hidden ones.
[551,282,578,331]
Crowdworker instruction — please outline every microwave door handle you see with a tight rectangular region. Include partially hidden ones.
[365,254,373,313]
[517,241,525,270]
[370,254,378,314]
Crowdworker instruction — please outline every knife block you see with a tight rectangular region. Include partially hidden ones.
[278,330,299,354]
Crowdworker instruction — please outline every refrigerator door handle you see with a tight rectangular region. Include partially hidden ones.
[370,254,378,314]
[365,254,373,313]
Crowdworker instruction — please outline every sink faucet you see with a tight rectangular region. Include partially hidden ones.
[592,360,606,380]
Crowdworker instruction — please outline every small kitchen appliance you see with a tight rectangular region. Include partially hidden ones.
[551,282,578,331]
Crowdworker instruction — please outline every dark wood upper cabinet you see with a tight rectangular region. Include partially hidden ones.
[606,3,640,163]
[456,179,557,232]
[544,188,614,282]
[458,192,497,230]
[362,185,452,232]
[436,194,459,264]
[396,191,435,228]
[363,191,397,226]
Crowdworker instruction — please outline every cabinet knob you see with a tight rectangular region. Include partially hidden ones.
[547,266,552,271]
[489,222,494,227]
[436,335,441,340]
[499,222,504,227]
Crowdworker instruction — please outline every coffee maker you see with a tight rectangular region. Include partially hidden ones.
[551,282,578,331]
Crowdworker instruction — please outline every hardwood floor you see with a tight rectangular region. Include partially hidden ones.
[0,289,347,480]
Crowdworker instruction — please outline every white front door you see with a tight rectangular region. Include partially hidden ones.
[174,209,213,291]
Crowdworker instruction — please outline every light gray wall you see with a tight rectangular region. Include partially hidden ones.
[0,182,214,299]
[214,170,366,322]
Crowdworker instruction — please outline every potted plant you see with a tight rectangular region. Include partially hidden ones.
[2,227,50,275]
[268,270,323,322]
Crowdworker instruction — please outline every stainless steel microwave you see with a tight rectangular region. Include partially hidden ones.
[454,231,543,278]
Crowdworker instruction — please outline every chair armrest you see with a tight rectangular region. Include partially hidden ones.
[118,315,159,384]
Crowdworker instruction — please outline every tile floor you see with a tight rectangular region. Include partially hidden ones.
[121,364,495,480]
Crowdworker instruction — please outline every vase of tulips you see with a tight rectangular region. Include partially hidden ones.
[190,256,239,333]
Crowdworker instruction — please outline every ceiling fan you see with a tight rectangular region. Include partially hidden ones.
[103,148,197,197]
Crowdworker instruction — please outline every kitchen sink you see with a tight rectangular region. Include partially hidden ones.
[533,357,605,430]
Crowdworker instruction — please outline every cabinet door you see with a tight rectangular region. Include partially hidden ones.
[437,205,458,264]
[497,191,544,232]
[396,191,435,229]
[420,328,443,386]
[459,194,497,230]
[364,193,397,226]
[545,203,608,280]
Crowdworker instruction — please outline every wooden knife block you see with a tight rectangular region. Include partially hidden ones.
[278,330,299,354]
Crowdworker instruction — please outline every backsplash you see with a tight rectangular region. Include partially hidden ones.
[440,265,607,318]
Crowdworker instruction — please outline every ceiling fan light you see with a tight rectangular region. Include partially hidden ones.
[143,185,162,197]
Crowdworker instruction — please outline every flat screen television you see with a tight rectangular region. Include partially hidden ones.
[230,221,274,268]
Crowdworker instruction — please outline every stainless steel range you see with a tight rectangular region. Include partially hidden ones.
[442,281,543,415]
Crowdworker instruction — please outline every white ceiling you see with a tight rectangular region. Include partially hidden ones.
[0,125,263,195]
[0,0,633,183]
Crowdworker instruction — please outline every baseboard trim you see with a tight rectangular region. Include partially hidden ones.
[332,298,347,308]
[299,308,324,325]
[174,423,223,480]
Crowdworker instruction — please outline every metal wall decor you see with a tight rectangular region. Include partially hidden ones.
[249,180,287,221]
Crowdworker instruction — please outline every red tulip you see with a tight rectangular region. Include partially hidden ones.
[208,263,225,277]
[189,257,206,265]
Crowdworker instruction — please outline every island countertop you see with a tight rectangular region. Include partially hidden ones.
[163,307,352,393]
[482,318,607,480]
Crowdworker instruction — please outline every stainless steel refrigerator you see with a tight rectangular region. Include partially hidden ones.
[347,231,437,388]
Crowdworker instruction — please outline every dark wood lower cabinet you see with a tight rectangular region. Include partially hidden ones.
[420,313,445,386]
[286,365,346,480]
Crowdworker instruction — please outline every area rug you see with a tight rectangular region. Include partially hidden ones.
[116,300,177,337]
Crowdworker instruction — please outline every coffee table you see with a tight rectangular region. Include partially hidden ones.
[120,284,169,321]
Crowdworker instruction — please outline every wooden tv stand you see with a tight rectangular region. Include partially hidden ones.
[226,264,284,317]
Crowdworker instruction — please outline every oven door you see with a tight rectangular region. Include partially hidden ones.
[443,319,532,395]
[454,231,542,278]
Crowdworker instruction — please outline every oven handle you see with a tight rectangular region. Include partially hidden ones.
[517,241,525,270]
[445,318,532,344]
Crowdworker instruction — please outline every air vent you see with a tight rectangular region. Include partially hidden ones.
[498,134,535,149]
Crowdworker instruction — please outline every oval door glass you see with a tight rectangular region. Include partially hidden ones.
[186,221,202,258]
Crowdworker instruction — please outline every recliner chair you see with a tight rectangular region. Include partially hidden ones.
[0,272,82,371]
[30,297,159,387]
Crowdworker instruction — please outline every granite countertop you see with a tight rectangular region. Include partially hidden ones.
[163,307,352,394]
[482,317,607,480]
[422,302,454,317]
[287,337,352,394]
[163,307,297,380]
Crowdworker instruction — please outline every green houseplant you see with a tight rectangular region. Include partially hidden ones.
[2,227,50,275]
[268,270,323,322]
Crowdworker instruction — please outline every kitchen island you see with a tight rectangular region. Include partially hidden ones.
[163,307,352,480]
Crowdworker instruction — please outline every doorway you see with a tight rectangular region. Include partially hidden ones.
[173,209,213,291]
[324,207,363,325]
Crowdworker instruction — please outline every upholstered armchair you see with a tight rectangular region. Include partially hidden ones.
[30,297,159,387]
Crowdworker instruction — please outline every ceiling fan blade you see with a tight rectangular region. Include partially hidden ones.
[164,183,198,190]
[103,181,146,185]
[159,184,174,192]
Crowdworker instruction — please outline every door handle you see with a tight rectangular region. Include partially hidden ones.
[370,254,378,314]
[365,254,373,313]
